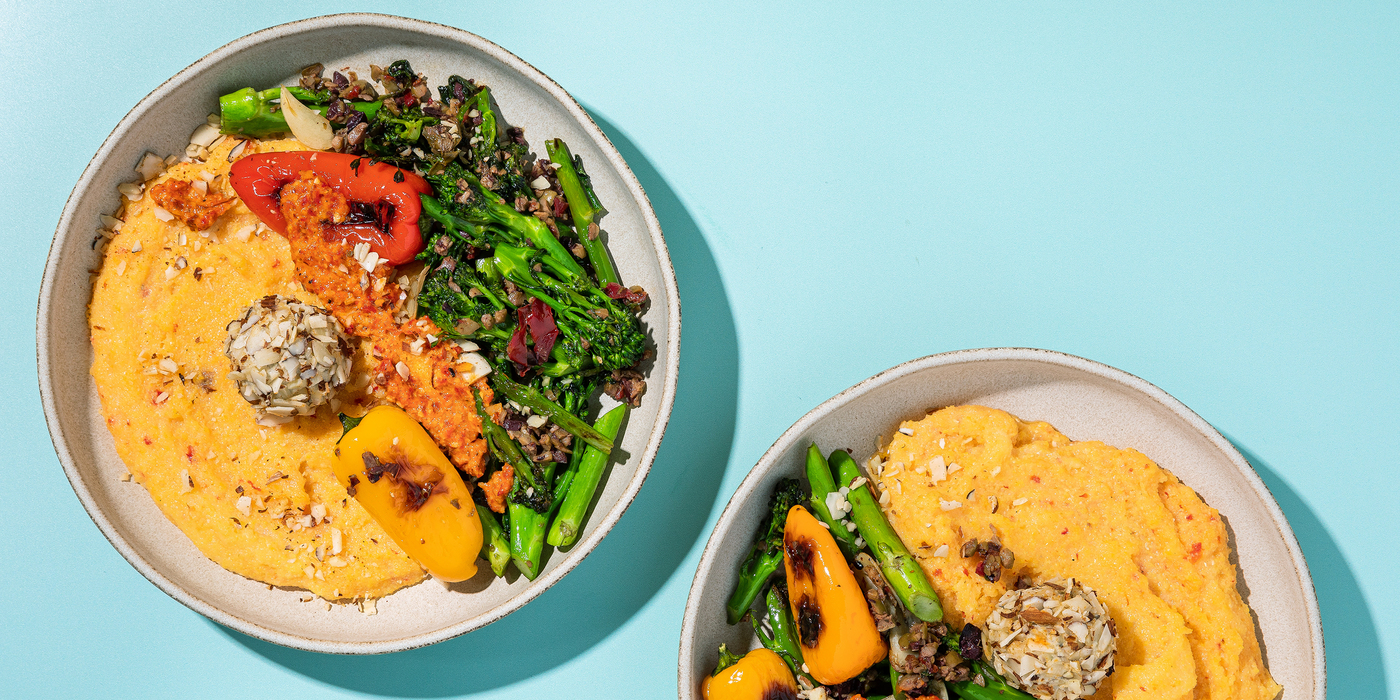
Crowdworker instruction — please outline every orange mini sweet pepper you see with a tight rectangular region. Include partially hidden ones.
[784,505,887,685]
[701,646,799,700]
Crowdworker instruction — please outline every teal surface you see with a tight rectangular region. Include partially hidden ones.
[3,2,1395,698]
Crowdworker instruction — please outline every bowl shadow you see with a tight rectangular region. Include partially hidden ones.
[215,106,740,696]
[1228,437,1390,699]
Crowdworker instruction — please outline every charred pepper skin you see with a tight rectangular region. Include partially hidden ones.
[229,151,433,265]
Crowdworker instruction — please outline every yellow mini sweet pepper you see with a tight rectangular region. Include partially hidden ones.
[333,405,482,581]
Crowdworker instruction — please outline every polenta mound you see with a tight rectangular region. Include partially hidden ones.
[88,137,426,600]
[873,406,1281,700]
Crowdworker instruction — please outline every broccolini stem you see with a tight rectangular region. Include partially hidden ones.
[467,86,498,157]
[545,139,619,287]
[726,478,805,624]
[458,171,587,279]
[550,439,586,509]
[471,386,539,490]
[726,547,785,626]
[419,194,488,241]
[507,435,584,580]
[948,670,1037,700]
[829,450,944,622]
[751,585,816,687]
[804,444,860,555]
[508,502,546,579]
[891,664,907,700]
[477,506,511,577]
[545,404,626,547]
[492,375,614,453]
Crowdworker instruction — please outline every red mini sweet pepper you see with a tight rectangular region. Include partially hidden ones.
[228,151,434,265]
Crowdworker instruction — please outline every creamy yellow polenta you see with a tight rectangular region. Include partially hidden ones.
[88,137,425,600]
[875,406,1280,700]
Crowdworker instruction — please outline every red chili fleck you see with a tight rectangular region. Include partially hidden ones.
[1061,528,1069,535]
[1188,542,1203,562]
[142,436,152,445]
[1186,514,1194,521]
[1079,493,1088,498]
[1030,475,1042,483]
[185,446,195,462]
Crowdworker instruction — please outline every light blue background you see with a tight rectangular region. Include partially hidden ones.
[3,2,1395,698]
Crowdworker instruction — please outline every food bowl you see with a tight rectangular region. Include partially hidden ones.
[37,13,679,653]
[678,348,1322,698]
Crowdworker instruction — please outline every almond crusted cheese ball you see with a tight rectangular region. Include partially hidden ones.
[868,405,1281,700]
[984,578,1117,700]
[224,294,353,424]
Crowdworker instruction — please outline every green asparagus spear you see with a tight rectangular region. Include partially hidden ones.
[218,86,380,137]
[476,507,511,577]
[546,405,627,547]
[829,450,943,622]
[804,444,860,555]
[508,439,586,580]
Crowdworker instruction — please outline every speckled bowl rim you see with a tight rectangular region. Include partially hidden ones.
[37,13,680,654]
[678,347,1323,698]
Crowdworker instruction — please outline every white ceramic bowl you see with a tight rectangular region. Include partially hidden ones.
[679,348,1322,699]
[37,14,679,653]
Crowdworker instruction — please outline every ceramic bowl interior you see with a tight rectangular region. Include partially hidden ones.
[678,348,1322,699]
[38,14,678,653]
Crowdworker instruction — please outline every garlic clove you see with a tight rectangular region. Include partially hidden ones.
[280,87,334,150]
[458,352,492,382]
